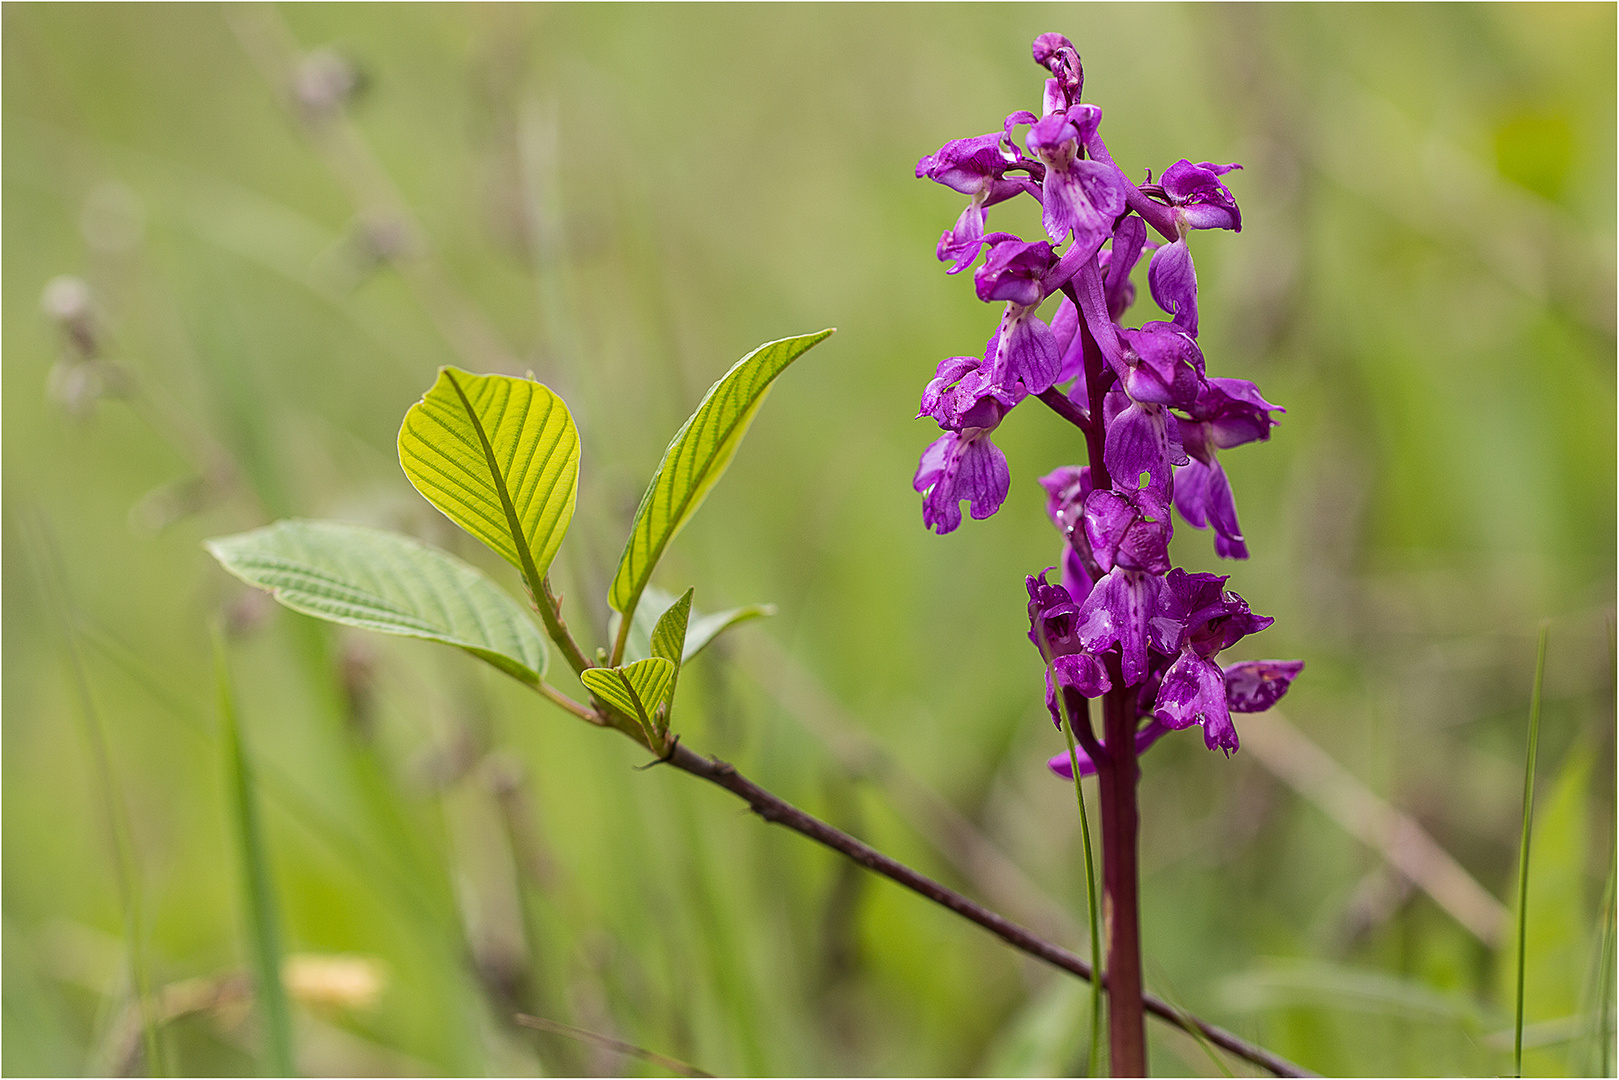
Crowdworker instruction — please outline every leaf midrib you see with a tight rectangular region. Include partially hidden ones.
[619,364,766,610]
[445,369,546,603]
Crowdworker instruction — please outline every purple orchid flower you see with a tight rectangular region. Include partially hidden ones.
[1100,215,1148,322]
[1224,660,1304,713]
[1174,378,1283,559]
[1068,484,1173,686]
[914,356,1026,534]
[1045,656,1302,780]
[1027,571,1113,724]
[915,132,1018,197]
[1025,106,1130,260]
[918,133,1041,274]
[1140,162,1241,334]
[914,431,1010,535]
[1147,239,1198,336]
[1115,321,1204,408]
[1031,33,1083,113]
[976,235,1064,394]
[1039,466,1099,602]
[1103,393,1189,497]
[1159,160,1243,233]
[1149,569,1273,752]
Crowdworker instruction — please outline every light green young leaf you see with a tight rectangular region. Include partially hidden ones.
[650,588,693,714]
[398,367,580,594]
[683,603,775,663]
[580,658,675,746]
[206,519,549,684]
[607,330,833,632]
[622,584,776,664]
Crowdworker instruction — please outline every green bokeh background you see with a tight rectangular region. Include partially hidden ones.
[4,4,1615,1076]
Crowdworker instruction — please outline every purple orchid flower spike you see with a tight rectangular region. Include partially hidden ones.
[914,33,1299,1073]
[915,34,1299,1071]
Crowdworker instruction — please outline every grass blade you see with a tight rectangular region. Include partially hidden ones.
[214,628,296,1076]
[23,514,167,1076]
[1039,622,1104,1077]
[1514,621,1550,1077]
[515,1013,714,1077]
[1060,710,1105,1077]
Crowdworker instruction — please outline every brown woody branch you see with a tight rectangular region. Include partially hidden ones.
[663,741,1314,1078]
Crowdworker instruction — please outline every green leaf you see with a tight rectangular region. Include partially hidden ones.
[683,602,775,664]
[205,519,549,684]
[398,367,580,594]
[649,588,693,715]
[622,584,776,664]
[581,658,675,746]
[608,330,833,630]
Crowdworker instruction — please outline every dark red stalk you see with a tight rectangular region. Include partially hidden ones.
[1097,675,1147,1074]
[1071,275,1149,1075]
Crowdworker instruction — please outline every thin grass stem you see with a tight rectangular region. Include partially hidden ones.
[26,515,167,1076]
[515,1013,713,1078]
[214,628,297,1076]
[1593,848,1616,1076]
[1513,621,1550,1078]
[1061,706,1105,1077]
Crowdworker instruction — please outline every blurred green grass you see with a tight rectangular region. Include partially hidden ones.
[3,4,1614,1076]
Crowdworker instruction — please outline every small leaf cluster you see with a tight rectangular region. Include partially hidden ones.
[208,329,832,752]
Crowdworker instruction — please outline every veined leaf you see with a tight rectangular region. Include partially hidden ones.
[608,330,833,631]
[684,603,775,663]
[206,519,549,684]
[623,584,776,664]
[649,589,693,715]
[581,658,675,746]
[398,368,579,593]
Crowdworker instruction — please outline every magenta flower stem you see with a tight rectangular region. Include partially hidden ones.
[1098,675,1148,1074]
[1079,278,1149,1076]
